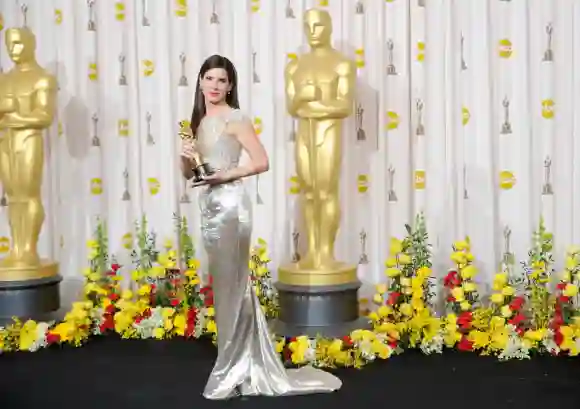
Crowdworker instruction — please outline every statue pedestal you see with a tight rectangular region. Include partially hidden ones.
[0,259,62,326]
[272,262,371,338]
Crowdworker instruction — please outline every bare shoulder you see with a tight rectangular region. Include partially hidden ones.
[226,109,253,134]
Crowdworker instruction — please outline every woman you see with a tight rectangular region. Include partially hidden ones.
[180,55,342,400]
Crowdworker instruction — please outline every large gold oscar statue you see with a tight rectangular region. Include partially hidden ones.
[274,9,367,337]
[0,27,60,322]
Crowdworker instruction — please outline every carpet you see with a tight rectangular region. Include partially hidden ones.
[1,336,579,409]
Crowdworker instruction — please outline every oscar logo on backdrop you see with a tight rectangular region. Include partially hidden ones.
[0,26,61,325]
[274,9,369,337]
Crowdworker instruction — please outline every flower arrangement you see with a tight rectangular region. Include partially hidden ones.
[370,213,442,354]
[2,213,580,368]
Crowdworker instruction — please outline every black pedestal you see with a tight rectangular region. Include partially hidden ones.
[0,276,63,326]
[271,280,371,338]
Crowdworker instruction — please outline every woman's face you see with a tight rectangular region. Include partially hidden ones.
[200,68,231,105]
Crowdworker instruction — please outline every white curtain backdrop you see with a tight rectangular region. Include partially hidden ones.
[1,0,580,299]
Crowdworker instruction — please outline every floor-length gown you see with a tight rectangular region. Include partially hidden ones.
[197,109,342,400]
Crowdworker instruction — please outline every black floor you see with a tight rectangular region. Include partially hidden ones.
[1,336,580,409]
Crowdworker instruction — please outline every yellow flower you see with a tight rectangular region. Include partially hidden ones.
[411,287,424,299]
[563,284,579,297]
[416,267,431,280]
[187,258,200,269]
[206,307,215,317]
[462,282,476,293]
[389,238,403,255]
[398,254,411,265]
[385,267,401,278]
[451,287,465,302]
[399,303,413,316]
[460,265,477,279]
[411,277,423,290]
[454,240,470,251]
[157,252,176,269]
[86,239,98,249]
[524,329,545,342]
[490,293,504,304]
[206,319,217,334]
[288,336,310,364]
[562,270,571,282]
[18,320,38,351]
[385,257,397,268]
[460,301,470,311]
[500,305,512,318]
[377,305,392,318]
[121,289,133,300]
[411,296,424,311]
[149,266,166,278]
[131,270,143,281]
[275,339,285,353]
[161,308,175,319]
[153,328,165,339]
[373,293,383,304]
[138,284,151,296]
[327,339,343,356]
[376,283,388,294]
[174,314,186,336]
[450,251,467,265]
[501,286,515,296]
[164,318,173,331]
[532,260,545,271]
[400,277,411,287]
[492,273,507,291]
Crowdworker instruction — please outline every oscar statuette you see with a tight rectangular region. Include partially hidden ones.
[178,121,214,186]
[0,27,61,324]
[273,9,369,338]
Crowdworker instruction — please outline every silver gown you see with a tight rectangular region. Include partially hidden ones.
[197,109,342,400]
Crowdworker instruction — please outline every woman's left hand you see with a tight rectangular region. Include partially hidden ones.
[203,171,231,186]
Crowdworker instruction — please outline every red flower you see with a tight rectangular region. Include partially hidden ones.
[342,336,353,347]
[508,313,525,326]
[444,270,461,288]
[446,295,455,302]
[387,292,400,306]
[283,346,292,361]
[135,316,143,324]
[143,308,152,318]
[46,332,61,345]
[554,329,564,346]
[105,304,116,314]
[558,296,570,304]
[556,282,567,290]
[509,297,525,311]
[457,312,472,329]
[170,299,180,307]
[457,336,473,351]
[111,263,121,272]
[110,293,120,302]
[388,341,398,349]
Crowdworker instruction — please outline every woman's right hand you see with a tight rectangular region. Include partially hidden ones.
[180,139,196,161]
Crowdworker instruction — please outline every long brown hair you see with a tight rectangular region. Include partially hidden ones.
[190,54,240,137]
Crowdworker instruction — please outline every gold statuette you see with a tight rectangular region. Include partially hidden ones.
[281,9,357,286]
[0,27,59,281]
[178,121,214,185]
